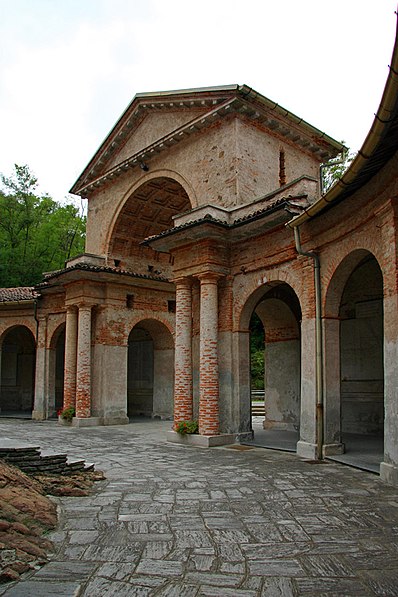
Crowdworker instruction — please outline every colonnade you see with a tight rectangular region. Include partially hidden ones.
[63,303,94,420]
[173,273,221,435]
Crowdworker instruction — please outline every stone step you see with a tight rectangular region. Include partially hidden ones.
[0,440,95,476]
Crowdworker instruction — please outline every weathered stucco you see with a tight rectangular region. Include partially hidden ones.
[1,82,398,485]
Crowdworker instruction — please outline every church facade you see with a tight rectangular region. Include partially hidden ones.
[1,30,398,485]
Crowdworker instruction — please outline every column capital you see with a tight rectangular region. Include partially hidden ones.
[76,303,96,313]
[171,276,193,288]
[66,304,78,314]
[195,271,224,284]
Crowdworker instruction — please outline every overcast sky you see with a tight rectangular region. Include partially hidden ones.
[0,0,397,202]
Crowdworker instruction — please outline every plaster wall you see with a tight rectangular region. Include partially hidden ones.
[264,338,300,431]
[152,347,174,419]
[85,115,321,257]
[106,109,208,170]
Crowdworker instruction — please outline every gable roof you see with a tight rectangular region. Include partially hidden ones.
[70,84,344,197]
[288,15,398,227]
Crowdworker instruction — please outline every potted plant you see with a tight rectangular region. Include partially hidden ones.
[175,420,198,435]
[58,406,75,425]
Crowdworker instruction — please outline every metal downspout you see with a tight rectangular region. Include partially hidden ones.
[33,299,39,346]
[293,227,324,460]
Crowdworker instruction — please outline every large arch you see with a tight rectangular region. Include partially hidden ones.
[127,318,174,419]
[324,250,384,468]
[238,281,301,446]
[0,326,36,416]
[107,176,192,275]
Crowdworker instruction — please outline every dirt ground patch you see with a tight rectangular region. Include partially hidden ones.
[0,460,104,585]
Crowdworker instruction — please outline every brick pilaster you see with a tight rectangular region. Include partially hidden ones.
[198,273,221,435]
[63,306,78,410]
[75,305,92,418]
[173,278,193,425]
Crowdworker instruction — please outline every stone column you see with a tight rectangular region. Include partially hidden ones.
[75,305,92,418]
[32,316,47,420]
[63,306,78,410]
[198,273,220,435]
[173,278,193,425]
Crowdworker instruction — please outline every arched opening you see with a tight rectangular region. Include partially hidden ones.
[324,250,384,471]
[242,282,301,450]
[0,326,36,417]
[127,319,174,420]
[108,177,191,278]
[340,255,384,468]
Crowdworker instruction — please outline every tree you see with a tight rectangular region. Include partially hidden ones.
[321,145,355,194]
[0,165,86,287]
[250,312,265,390]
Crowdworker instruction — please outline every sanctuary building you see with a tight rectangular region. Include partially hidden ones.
[1,26,398,485]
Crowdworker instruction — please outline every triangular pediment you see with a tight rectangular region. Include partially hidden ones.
[104,107,209,172]
[71,85,344,197]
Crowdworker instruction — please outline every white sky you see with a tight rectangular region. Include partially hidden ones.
[0,0,397,202]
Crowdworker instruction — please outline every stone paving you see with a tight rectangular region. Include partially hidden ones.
[1,418,398,596]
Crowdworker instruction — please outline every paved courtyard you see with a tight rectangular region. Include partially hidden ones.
[1,418,398,597]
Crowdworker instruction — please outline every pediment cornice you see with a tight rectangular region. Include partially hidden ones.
[71,85,344,197]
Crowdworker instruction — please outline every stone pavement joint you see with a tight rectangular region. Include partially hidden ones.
[0,418,398,596]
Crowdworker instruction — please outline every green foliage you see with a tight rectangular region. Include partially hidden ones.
[0,165,86,287]
[175,420,199,434]
[58,406,75,421]
[321,146,356,194]
[250,312,265,390]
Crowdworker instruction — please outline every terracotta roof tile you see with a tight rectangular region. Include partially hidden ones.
[0,287,40,303]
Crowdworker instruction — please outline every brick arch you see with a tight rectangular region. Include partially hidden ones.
[49,322,66,350]
[127,317,174,419]
[106,173,193,266]
[237,279,302,435]
[238,272,303,331]
[128,318,174,349]
[0,323,36,348]
[324,249,382,318]
[0,325,36,415]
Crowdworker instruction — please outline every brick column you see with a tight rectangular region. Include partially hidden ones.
[75,305,92,418]
[63,306,78,410]
[174,278,193,425]
[198,273,220,435]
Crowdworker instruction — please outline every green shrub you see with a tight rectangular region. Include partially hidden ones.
[175,420,199,435]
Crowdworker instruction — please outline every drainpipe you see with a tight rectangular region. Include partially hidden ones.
[33,299,39,346]
[293,226,324,460]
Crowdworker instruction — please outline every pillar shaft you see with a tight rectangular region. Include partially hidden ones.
[198,274,220,435]
[75,305,92,418]
[63,307,78,410]
[32,315,47,420]
[174,278,193,424]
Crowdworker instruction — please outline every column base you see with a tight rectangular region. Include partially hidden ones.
[167,430,237,447]
[380,462,398,486]
[296,440,318,459]
[323,442,345,456]
[72,416,103,428]
[32,410,46,421]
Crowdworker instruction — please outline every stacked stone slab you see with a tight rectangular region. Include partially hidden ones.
[0,441,94,475]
